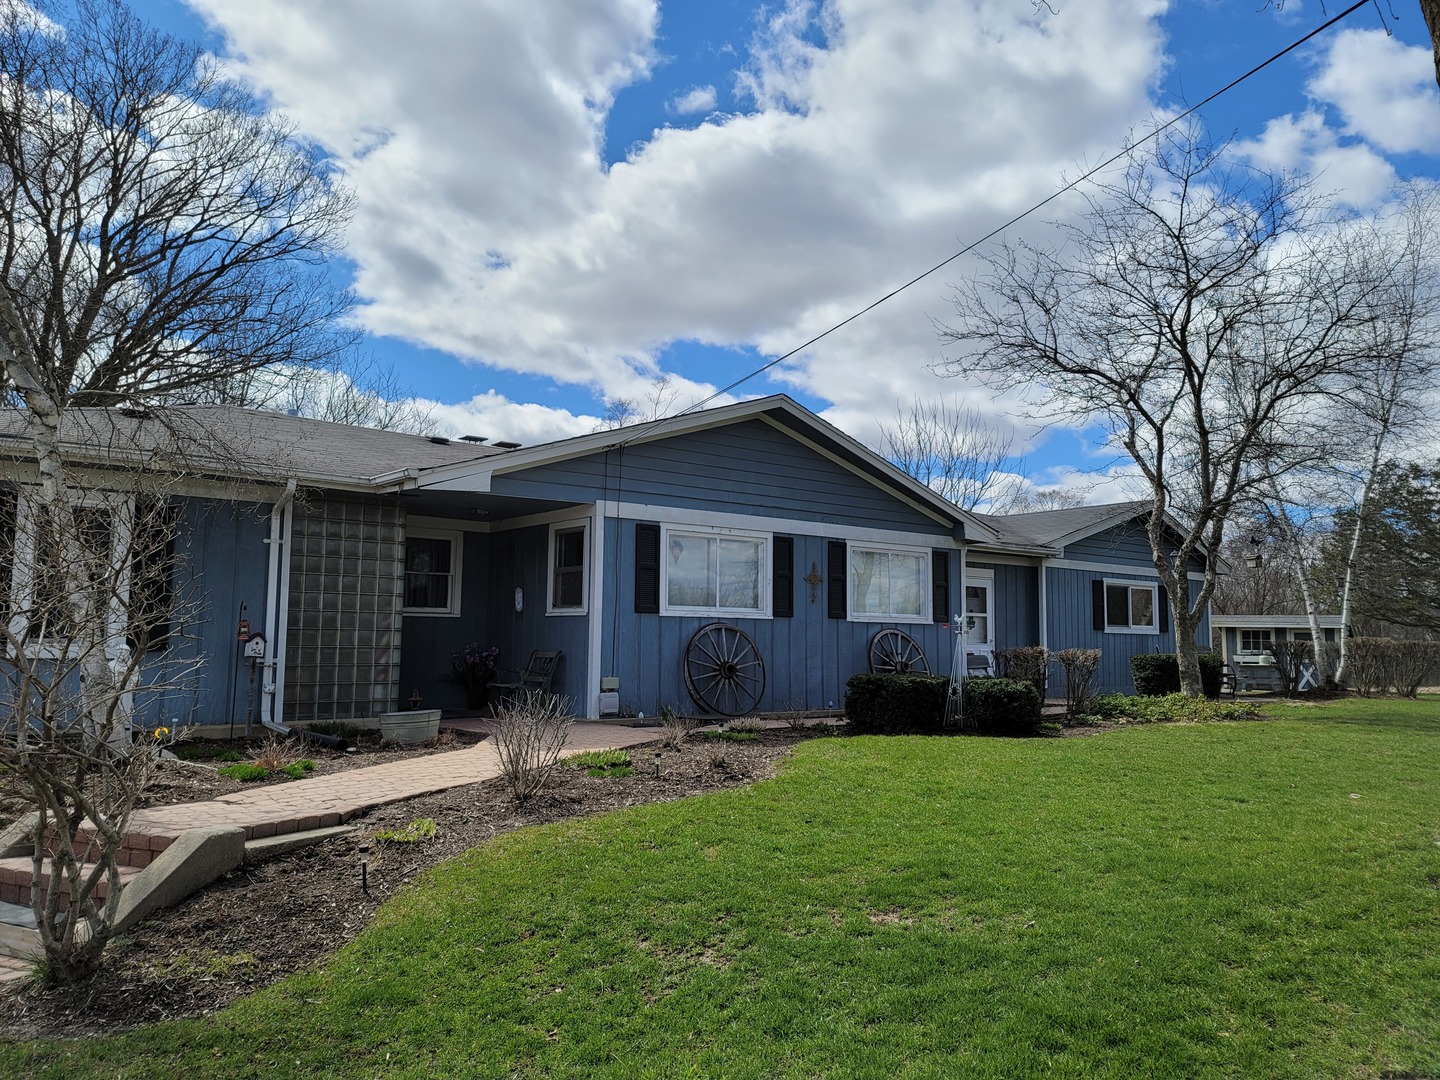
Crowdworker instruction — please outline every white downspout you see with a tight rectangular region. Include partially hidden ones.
[1037,557,1048,651]
[260,479,297,731]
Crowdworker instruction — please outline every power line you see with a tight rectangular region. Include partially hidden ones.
[635,0,1370,430]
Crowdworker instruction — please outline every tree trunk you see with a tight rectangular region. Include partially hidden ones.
[1336,437,1386,685]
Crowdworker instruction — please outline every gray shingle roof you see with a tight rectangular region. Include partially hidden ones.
[974,500,1151,548]
[0,406,504,486]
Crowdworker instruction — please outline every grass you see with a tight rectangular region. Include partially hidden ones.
[3,697,1438,1078]
[374,818,438,845]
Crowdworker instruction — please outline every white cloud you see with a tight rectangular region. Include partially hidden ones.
[419,391,600,445]
[1308,29,1440,156]
[668,84,716,114]
[1237,110,1396,209]
[183,0,1169,436]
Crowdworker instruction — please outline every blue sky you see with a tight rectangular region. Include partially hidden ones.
[140,0,1440,502]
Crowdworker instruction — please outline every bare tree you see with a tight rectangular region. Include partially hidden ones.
[995,486,1091,513]
[878,396,1022,510]
[594,375,685,431]
[0,0,351,982]
[938,124,1404,696]
[217,354,438,435]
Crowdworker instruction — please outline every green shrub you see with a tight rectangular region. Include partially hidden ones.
[217,763,271,782]
[844,673,949,734]
[1130,653,1224,699]
[1130,654,1181,696]
[1081,693,1261,724]
[961,677,1042,736]
[280,760,316,780]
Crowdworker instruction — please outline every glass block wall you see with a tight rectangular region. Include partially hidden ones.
[285,495,404,722]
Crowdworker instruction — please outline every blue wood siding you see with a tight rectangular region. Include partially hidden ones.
[399,531,490,710]
[492,420,950,536]
[132,498,271,730]
[599,521,958,716]
[1046,567,1208,695]
[399,525,591,710]
[968,562,1039,649]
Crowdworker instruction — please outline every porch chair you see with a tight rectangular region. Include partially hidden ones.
[490,650,563,704]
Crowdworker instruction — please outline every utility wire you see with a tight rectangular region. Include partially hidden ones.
[613,0,1368,437]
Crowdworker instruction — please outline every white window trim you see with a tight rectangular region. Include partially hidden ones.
[847,540,931,624]
[546,519,589,616]
[402,528,462,617]
[1103,577,1160,635]
[1240,628,1274,652]
[659,524,771,619]
[8,487,135,659]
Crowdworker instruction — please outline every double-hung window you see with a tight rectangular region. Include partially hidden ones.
[548,522,588,614]
[403,531,461,615]
[849,543,928,622]
[1104,579,1158,633]
[662,527,768,616]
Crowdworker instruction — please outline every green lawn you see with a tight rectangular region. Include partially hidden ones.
[4,698,1439,1078]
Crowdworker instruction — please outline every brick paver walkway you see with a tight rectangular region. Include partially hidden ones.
[126,721,659,853]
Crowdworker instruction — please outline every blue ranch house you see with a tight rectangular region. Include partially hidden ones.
[0,396,1212,729]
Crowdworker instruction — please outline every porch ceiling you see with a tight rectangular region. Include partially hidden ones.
[398,488,582,523]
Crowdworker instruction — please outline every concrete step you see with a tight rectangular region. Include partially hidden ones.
[0,953,33,984]
[244,823,356,864]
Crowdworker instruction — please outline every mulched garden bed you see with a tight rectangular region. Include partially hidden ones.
[0,725,825,1040]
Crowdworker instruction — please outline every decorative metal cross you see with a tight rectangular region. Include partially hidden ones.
[803,561,824,602]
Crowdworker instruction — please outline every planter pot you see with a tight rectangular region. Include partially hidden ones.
[378,709,442,745]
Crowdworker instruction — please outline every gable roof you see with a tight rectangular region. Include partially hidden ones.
[408,394,1001,542]
[975,500,1154,549]
[0,406,502,489]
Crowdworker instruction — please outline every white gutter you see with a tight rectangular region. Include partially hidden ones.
[260,478,297,731]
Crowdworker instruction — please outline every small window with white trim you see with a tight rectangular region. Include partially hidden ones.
[1241,628,1273,652]
[403,530,461,615]
[849,543,929,622]
[548,522,588,614]
[662,526,768,616]
[1104,579,1158,633]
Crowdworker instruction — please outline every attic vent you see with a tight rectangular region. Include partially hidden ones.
[428,436,451,445]
[493,440,522,449]
[460,435,488,443]
[116,405,148,419]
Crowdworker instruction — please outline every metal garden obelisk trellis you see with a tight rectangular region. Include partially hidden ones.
[943,612,974,730]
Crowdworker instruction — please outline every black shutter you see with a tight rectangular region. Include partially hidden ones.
[932,550,950,623]
[773,536,794,618]
[1092,579,1106,632]
[1158,583,1171,634]
[634,523,660,614]
[827,541,847,619]
[128,499,177,652]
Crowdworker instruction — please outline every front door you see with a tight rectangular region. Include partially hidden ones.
[964,569,995,672]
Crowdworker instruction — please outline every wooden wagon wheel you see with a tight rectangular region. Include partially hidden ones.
[868,628,930,675]
[683,623,766,716]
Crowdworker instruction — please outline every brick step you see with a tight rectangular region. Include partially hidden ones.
[33,826,180,872]
[0,855,143,911]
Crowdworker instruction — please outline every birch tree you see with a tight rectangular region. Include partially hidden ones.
[0,0,350,982]
[938,124,1401,696]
